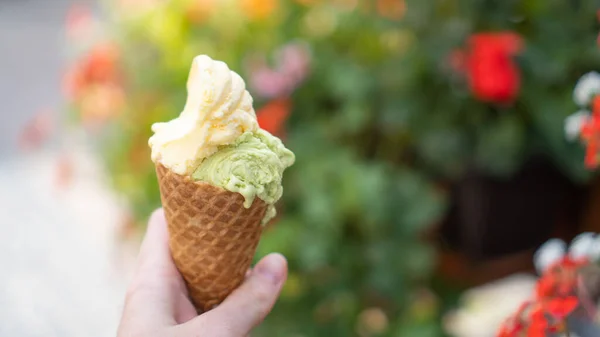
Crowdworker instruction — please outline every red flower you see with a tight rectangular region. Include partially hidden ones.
[496,302,531,337]
[459,32,523,104]
[526,308,549,337]
[257,98,291,137]
[533,256,584,330]
[579,96,600,168]
[536,256,587,299]
[526,319,547,337]
[581,117,600,168]
[536,275,555,299]
[545,296,579,320]
[496,324,520,337]
[496,317,523,337]
[498,256,591,337]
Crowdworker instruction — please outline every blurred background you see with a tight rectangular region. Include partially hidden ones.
[3,0,600,336]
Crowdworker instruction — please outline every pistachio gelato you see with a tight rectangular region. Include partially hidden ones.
[192,129,294,223]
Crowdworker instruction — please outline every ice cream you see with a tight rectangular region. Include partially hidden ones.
[150,54,294,311]
[192,129,294,224]
[149,55,259,176]
[149,54,294,222]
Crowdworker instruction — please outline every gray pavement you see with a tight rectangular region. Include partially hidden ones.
[0,150,131,337]
[0,1,133,336]
[0,0,92,157]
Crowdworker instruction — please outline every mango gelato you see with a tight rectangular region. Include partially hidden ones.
[149,55,259,175]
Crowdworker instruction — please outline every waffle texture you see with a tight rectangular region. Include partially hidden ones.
[155,163,267,312]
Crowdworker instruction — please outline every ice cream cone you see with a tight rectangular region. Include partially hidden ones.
[149,55,294,311]
[155,163,268,312]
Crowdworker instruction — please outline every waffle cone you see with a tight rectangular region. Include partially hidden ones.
[155,163,267,312]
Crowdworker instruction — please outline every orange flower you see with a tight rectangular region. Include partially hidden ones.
[63,63,83,100]
[64,42,121,100]
[185,0,215,24]
[377,0,406,20]
[257,98,291,137]
[295,0,319,5]
[85,42,121,83]
[79,84,126,127]
[241,0,278,20]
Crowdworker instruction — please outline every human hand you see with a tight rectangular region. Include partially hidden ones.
[117,209,288,337]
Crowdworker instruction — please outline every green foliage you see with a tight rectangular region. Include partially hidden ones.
[72,0,600,335]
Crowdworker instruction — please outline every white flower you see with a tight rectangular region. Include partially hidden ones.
[534,238,567,274]
[533,233,600,274]
[565,110,590,141]
[570,232,599,260]
[574,71,600,107]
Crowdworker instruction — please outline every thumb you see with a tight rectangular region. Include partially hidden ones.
[177,253,287,336]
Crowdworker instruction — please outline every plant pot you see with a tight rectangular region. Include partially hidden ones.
[440,156,587,263]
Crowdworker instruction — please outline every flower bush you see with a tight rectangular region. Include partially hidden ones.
[497,234,600,337]
[65,1,600,336]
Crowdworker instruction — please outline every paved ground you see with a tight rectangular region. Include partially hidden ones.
[0,148,133,337]
[0,1,134,336]
[0,0,85,156]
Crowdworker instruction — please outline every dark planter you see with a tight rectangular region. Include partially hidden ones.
[440,156,588,262]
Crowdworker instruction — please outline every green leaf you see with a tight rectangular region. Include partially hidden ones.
[392,170,447,236]
[256,218,303,258]
[474,113,525,177]
[416,127,469,178]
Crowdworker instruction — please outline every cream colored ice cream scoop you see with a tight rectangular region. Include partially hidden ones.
[149,55,258,175]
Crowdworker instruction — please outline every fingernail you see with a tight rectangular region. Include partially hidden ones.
[255,253,287,284]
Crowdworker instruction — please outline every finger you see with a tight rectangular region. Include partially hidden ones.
[180,253,287,336]
[133,209,185,291]
[136,209,178,276]
[174,291,198,324]
[123,209,184,326]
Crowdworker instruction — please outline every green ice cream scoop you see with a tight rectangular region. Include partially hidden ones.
[191,129,295,224]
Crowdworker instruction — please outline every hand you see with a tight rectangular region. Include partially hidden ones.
[117,209,288,337]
